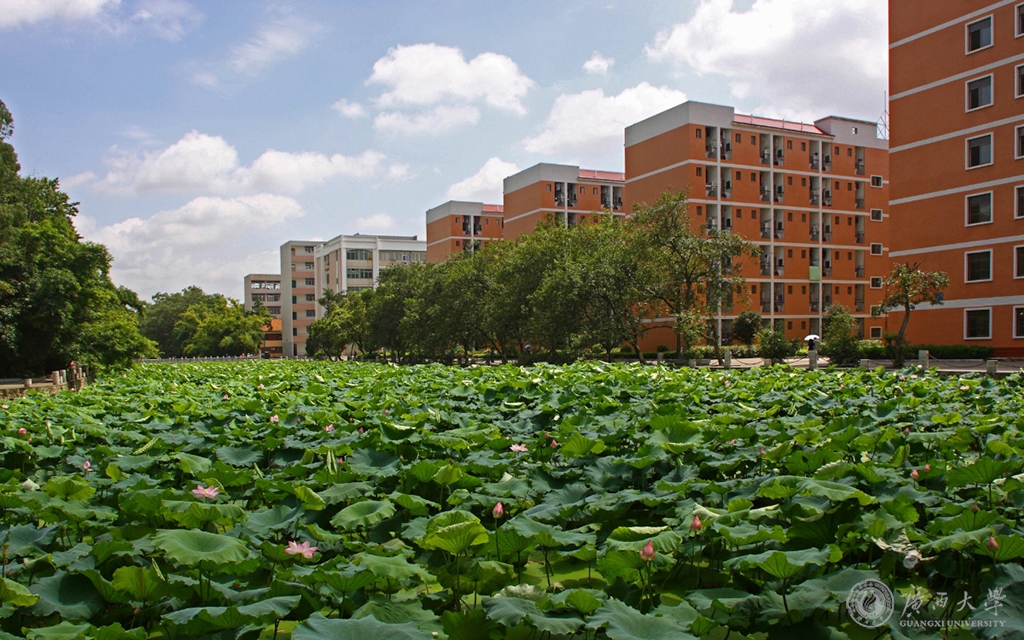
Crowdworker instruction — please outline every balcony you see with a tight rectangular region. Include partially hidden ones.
[721,141,732,160]
[774,266,785,277]
[761,264,772,276]
[856,199,865,210]
[614,197,622,211]
[823,192,833,207]
[760,150,771,165]
[555,194,566,206]
[774,150,785,167]
[760,188,771,202]
[823,156,832,171]
[810,156,820,170]
[705,183,718,198]
[855,161,865,176]
[823,266,833,277]
[810,300,820,312]
[774,188,784,203]
[855,232,865,244]
[706,142,718,159]
[761,301,771,313]
[810,225,821,241]
[722,182,732,199]
[855,301,865,312]
[774,228,785,240]
[568,196,578,208]
[774,302,785,313]
[760,226,771,239]
[855,266,865,278]
[810,189,820,205]
[823,230,832,242]
[823,298,832,311]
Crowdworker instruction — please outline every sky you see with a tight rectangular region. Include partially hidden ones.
[0,0,888,300]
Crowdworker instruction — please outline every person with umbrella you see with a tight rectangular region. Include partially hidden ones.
[804,334,820,352]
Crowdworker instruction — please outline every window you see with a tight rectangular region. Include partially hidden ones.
[291,280,296,288]
[1018,185,1024,218]
[967,75,993,110]
[1018,64,1024,97]
[787,140,792,150]
[847,148,853,157]
[291,312,297,320]
[291,296,296,303]
[305,294,315,301]
[967,16,993,53]
[870,175,883,188]
[870,326,883,339]
[967,134,993,168]
[346,249,372,261]
[787,176,793,185]
[1017,125,1024,158]
[696,206,703,216]
[965,309,992,339]
[696,167,703,177]
[304,278,315,286]
[1015,245,1024,278]
[801,177,806,186]
[966,192,993,225]
[870,243,883,255]
[736,133,742,143]
[304,262,314,269]
[547,184,552,192]
[1019,3,1024,37]
[696,129,702,138]
[871,209,883,221]
[593,188,598,195]
[1016,307,1024,339]
[751,135,756,144]
[305,310,315,318]
[847,182,853,191]
[292,328,297,336]
[870,276,883,289]
[751,172,756,180]
[347,268,374,279]
[801,142,807,151]
[304,246,314,253]
[965,250,993,282]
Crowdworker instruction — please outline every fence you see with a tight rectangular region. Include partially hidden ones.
[137,354,263,364]
[0,364,90,399]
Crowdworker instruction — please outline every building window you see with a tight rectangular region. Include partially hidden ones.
[304,246,314,253]
[305,294,315,301]
[965,308,991,339]
[346,268,374,279]
[1015,307,1024,338]
[967,134,993,168]
[1015,245,1024,278]
[1017,3,1024,37]
[292,296,296,303]
[303,262,314,269]
[787,140,792,150]
[1017,64,1024,98]
[965,250,993,282]
[292,312,297,320]
[870,175,883,188]
[304,278,315,286]
[966,192,993,225]
[967,75,993,110]
[966,16,993,53]
[696,167,703,177]
[1017,125,1024,158]
[1017,185,1024,218]
[346,249,372,260]
[547,184,552,192]
[870,326,883,339]
[787,176,793,185]
[735,133,742,143]
[870,243,883,255]
[696,129,702,138]
[751,135,756,144]
[870,276,883,288]
[801,142,807,151]
[870,209,883,221]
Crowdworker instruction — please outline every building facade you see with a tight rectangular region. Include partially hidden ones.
[624,101,890,346]
[502,164,625,241]
[313,233,426,317]
[425,201,504,263]
[243,273,282,318]
[889,1,1024,354]
[280,240,322,358]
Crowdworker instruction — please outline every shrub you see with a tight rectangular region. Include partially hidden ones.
[820,304,861,365]
[756,328,796,364]
[732,311,763,346]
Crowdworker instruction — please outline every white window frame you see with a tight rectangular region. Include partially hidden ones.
[1017,2,1024,38]
[870,276,883,289]
[1018,63,1024,98]
[1014,244,1024,279]
[966,133,994,169]
[964,307,992,340]
[1017,124,1024,159]
[1017,185,1024,218]
[965,249,994,283]
[1014,306,1024,339]
[870,208,883,221]
[965,190,994,226]
[869,326,883,339]
[966,15,995,54]
[965,73,995,112]
[870,175,883,188]
[870,243,883,255]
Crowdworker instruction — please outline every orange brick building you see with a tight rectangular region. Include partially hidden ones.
[502,164,625,241]
[889,1,1024,355]
[425,201,504,263]
[624,101,890,347]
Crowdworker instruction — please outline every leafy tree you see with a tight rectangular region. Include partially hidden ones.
[629,190,759,357]
[366,265,420,361]
[0,98,155,375]
[173,297,265,357]
[819,304,860,365]
[140,286,223,357]
[756,327,796,365]
[878,262,949,366]
[731,310,763,346]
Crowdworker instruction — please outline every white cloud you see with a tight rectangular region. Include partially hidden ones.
[89,131,386,195]
[128,0,200,41]
[62,171,98,189]
[121,125,159,145]
[446,157,519,203]
[369,43,534,113]
[76,194,303,297]
[374,105,480,136]
[229,15,315,75]
[523,83,686,156]
[354,212,396,232]
[646,0,887,121]
[583,52,614,75]
[0,0,118,29]
[332,99,367,118]
[386,163,413,181]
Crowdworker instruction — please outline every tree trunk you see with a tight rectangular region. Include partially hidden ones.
[893,301,913,366]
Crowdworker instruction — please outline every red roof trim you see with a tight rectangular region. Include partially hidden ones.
[733,114,829,136]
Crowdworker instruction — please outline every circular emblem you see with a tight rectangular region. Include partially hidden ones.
[847,579,894,628]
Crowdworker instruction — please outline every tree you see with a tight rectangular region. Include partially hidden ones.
[629,190,759,357]
[878,262,949,366]
[819,304,860,365]
[731,311,763,346]
[756,327,796,365]
[140,286,223,357]
[173,297,264,357]
[0,98,155,375]
[307,288,375,360]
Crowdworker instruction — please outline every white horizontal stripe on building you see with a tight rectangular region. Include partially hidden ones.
[890,174,1024,206]
[889,0,1019,49]
[890,234,1024,257]
[915,294,1024,310]
[503,208,561,224]
[891,114,1024,153]
[891,52,1024,101]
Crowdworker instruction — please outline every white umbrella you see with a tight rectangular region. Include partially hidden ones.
[803,334,821,341]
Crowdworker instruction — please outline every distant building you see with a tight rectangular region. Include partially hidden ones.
[624,100,890,346]
[243,273,282,318]
[280,240,322,358]
[260,317,283,358]
[888,1,1024,354]
[425,201,504,263]
[502,163,625,241]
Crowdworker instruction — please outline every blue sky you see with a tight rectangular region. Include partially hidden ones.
[0,0,887,299]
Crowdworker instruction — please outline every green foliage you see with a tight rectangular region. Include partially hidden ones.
[755,327,796,363]
[819,304,860,365]
[731,310,762,345]
[139,286,221,357]
[880,261,950,366]
[0,360,1020,638]
[172,295,266,357]
[0,99,155,375]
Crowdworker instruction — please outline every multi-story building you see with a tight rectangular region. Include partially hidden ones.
[260,318,283,358]
[502,164,625,241]
[624,101,890,347]
[280,240,322,358]
[888,1,1024,355]
[243,273,282,318]
[425,201,504,263]
[313,233,426,317]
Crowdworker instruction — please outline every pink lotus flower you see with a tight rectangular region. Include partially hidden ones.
[191,484,219,500]
[510,444,528,453]
[269,415,279,423]
[728,439,737,445]
[17,428,26,435]
[384,409,389,415]
[82,461,92,472]
[759,448,766,456]
[222,394,229,400]
[924,464,931,472]
[960,385,970,391]
[988,536,999,551]
[1,404,8,409]
[639,540,655,562]
[724,380,731,387]
[324,424,334,432]
[972,503,980,513]
[358,427,364,434]
[690,515,702,532]
[910,469,919,480]
[258,384,264,390]
[285,540,318,559]
[493,502,504,518]
[550,439,559,448]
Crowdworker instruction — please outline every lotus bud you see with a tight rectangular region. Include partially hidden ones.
[690,515,702,532]
[910,469,919,479]
[17,428,26,435]
[358,427,363,434]
[493,502,504,519]
[759,448,766,456]
[324,424,334,432]
[924,464,931,472]
[972,503,980,513]
[988,536,999,551]
[639,540,655,562]
[550,439,558,448]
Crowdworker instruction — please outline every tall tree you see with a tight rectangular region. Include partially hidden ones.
[878,261,949,366]
[173,296,265,357]
[140,286,223,357]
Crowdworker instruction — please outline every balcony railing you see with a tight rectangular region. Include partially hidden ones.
[706,143,718,158]
[774,302,785,313]
[810,156,820,170]
[774,189,784,203]
[810,226,821,241]
[761,264,771,276]
[760,227,771,239]
[774,229,785,240]
[855,266,865,278]
[760,150,770,165]
[823,266,832,277]
[810,301,820,312]
[855,232,865,244]
[760,188,771,202]
[855,301,865,312]
[855,161,865,175]
[823,156,832,171]
[705,183,718,197]
[856,198,865,210]
[761,301,772,313]
[774,150,784,167]
[810,189,820,205]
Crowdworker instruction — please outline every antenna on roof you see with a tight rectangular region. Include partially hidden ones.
[876,91,890,141]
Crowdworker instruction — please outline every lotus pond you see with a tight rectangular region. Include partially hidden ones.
[0,362,1022,640]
